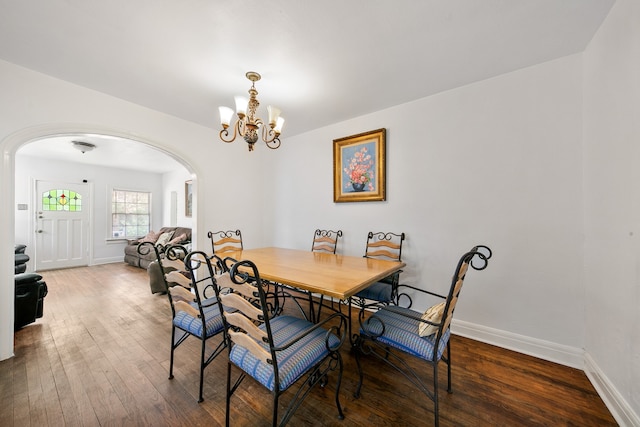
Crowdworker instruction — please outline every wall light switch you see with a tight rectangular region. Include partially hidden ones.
[17,204,28,210]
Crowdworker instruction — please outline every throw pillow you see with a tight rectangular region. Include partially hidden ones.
[139,230,160,244]
[167,232,187,246]
[418,301,445,337]
[155,230,175,247]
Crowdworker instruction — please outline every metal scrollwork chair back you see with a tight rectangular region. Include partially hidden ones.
[356,231,406,306]
[311,229,343,254]
[353,245,492,427]
[208,229,243,255]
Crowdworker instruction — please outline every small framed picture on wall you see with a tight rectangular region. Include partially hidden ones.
[185,180,193,217]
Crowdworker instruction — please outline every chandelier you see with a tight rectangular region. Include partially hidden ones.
[218,71,285,151]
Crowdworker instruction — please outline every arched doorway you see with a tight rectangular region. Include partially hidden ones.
[1,124,198,361]
[16,133,192,270]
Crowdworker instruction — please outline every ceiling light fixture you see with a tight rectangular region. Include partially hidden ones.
[218,71,285,151]
[71,141,96,153]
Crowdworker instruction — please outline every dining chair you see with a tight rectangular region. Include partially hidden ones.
[309,229,345,320]
[208,229,243,254]
[353,245,492,427]
[311,229,343,254]
[138,241,226,402]
[344,231,407,338]
[353,231,406,308]
[213,257,348,427]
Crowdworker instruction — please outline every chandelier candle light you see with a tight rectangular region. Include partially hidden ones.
[218,71,285,151]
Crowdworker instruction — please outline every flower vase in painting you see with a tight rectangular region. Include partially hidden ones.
[344,145,374,192]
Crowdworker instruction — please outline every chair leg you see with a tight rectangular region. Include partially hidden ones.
[272,392,279,427]
[334,353,345,420]
[169,326,176,379]
[198,337,206,403]
[353,335,364,398]
[225,362,232,427]
[446,341,452,393]
[433,362,440,427]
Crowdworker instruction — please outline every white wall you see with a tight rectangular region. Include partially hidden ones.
[14,154,169,266]
[583,0,640,424]
[269,54,586,355]
[162,168,194,229]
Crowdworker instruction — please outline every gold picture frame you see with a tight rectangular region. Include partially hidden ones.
[185,180,193,217]
[333,128,386,203]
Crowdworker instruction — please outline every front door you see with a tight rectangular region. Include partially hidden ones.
[35,180,90,271]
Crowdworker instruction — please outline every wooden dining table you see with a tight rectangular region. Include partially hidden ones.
[222,246,406,300]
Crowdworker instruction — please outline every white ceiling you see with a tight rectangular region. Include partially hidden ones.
[1,0,614,172]
[17,134,185,174]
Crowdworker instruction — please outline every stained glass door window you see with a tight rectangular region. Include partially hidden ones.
[42,189,82,211]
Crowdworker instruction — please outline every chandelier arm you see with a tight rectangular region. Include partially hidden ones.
[261,126,281,149]
[238,118,247,138]
[219,120,242,143]
[261,125,279,143]
[265,137,281,150]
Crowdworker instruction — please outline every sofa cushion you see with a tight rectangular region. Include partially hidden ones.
[139,230,161,244]
[169,227,192,242]
[167,232,188,246]
[155,230,175,247]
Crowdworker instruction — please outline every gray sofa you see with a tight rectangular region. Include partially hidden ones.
[123,226,192,269]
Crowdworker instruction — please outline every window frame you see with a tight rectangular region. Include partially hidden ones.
[109,188,152,240]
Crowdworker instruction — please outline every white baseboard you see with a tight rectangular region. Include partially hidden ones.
[452,319,584,369]
[584,353,640,427]
[92,256,126,265]
[452,319,639,426]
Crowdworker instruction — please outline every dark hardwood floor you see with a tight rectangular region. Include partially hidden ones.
[1,263,617,426]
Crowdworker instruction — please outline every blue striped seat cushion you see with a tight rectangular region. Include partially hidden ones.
[229,315,340,392]
[173,303,224,338]
[360,306,450,361]
[185,297,219,316]
[354,281,392,302]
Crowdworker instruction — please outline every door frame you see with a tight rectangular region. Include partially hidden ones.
[32,178,93,270]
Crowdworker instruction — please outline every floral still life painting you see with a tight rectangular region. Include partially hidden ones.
[333,128,386,202]
[343,145,375,192]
